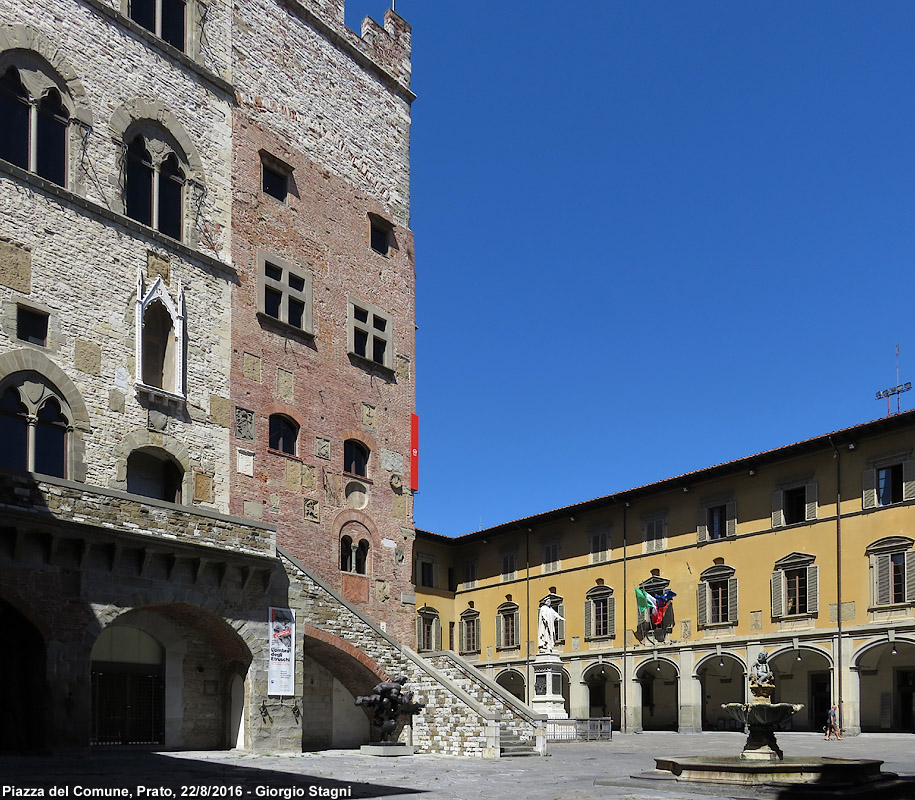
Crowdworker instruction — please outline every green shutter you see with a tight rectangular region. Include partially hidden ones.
[905,551,915,603]
[556,603,565,642]
[513,611,520,647]
[608,596,616,638]
[697,508,708,543]
[772,491,783,528]
[584,599,592,639]
[726,501,737,536]
[807,565,819,613]
[495,613,502,648]
[727,577,739,624]
[697,583,708,628]
[416,615,423,650]
[433,618,442,651]
[875,554,891,606]
[862,468,877,509]
[771,571,784,618]
[474,618,481,652]
[904,461,915,502]
[805,482,818,521]
[459,619,466,652]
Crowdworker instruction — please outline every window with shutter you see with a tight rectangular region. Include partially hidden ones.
[644,516,666,553]
[585,587,614,640]
[867,537,915,607]
[699,563,736,627]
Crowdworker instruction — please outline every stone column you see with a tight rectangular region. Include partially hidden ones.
[625,653,643,733]
[567,658,588,718]
[678,649,702,733]
[840,636,861,736]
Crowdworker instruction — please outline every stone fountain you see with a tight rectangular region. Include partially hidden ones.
[637,653,907,793]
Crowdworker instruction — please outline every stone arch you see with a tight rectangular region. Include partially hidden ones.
[111,428,193,502]
[86,602,253,749]
[582,661,622,682]
[694,652,746,731]
[0,24,93,125]
[339,428,377,454]
[853,635,915,666]
[767,645,833,731]
[0,349,90,481]
[635,656,679,732]
[109,98,203,178]
[767,643,833,669]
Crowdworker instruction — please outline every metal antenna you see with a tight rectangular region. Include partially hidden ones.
[875,343,911,416]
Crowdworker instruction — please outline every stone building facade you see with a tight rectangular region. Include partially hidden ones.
[0,0,525,758]
[415,412,915,737]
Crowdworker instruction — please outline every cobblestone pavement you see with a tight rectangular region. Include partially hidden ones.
[1,733,914,800]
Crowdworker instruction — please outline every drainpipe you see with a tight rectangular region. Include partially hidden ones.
[829,437,844,728]
[525,525,531,705]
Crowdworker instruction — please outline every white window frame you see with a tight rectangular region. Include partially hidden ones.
[135,271,185,400]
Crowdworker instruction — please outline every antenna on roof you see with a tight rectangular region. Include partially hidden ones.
[875,343,911,416]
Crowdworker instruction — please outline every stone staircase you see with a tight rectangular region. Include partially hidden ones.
[499,724,539,757]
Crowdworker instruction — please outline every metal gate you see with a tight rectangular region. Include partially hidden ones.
[91,665,164,746]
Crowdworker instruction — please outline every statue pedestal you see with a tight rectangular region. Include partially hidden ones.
[531,653,567,719]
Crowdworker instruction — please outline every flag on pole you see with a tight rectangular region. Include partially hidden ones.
[651,590,677,626]
[635,586,656,618]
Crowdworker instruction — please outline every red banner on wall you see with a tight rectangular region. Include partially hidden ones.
[410,413,419,492]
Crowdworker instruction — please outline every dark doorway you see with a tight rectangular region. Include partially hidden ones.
[0,598,46,752]
[91,665,164,745]
[809,672,830,731]
[897,669,915,731]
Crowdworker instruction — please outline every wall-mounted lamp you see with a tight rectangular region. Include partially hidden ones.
[796,653,802,662]
[892,646,898,656]
[656,662,661,672]
[748,469,756,477]
[719,659,724,668]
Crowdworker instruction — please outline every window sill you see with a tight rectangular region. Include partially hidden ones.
[256,312,315,342]
[343,471,373,485]
[136,383,186,407]
[496,645,520,652]
[267,448,301,461]
[348,352,396,381]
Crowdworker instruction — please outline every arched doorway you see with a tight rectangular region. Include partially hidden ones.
[636,659,678,731]
[0,598,46,752]
[857,639,915,732]
[769,647,832,731]
[90,605,252,749]
[496,669,526,703]
[90,626,165,745]
[582,663,621,729]
[696,654,745,730]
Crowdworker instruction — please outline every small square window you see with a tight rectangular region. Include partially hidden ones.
[17,307,48,346]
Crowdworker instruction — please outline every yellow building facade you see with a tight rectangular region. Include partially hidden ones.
[414,412,915,735]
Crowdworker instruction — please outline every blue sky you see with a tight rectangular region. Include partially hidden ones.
[344,2,915,537]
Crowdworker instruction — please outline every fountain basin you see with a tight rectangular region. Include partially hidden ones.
[653,755,888,786]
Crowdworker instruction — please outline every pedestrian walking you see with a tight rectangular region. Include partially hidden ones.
[825,704,842,740]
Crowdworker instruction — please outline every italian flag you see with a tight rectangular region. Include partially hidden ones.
[635,586,657,618]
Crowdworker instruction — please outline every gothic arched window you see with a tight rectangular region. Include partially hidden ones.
[0,376,72,478]
[124,132,187,241]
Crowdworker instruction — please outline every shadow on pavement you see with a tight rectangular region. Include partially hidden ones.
[0,751,424,799]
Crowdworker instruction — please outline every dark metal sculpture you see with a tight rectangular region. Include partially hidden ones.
[355,675,425,743]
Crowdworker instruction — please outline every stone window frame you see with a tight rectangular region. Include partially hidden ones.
[771,479,817,528]
[459,608,481,656]
[111,429,193,505]
[367,212,394,257]
[117,0,204,61]
[697,498,737,543]
[267,413,299,457]
[125,0,187,52]
[771,552,818,619]
[340,532,369,575]
[0,351,89,482]
[496,601,520,650]
[109,99,205,249]
[347,297,393,372]
[584,585,616,641]
[0,371,74,479]
[416,605,441,652]
[862,453,915,510]
[259,150,293,203]
[642,512,667,554]
[697,563,738,628]
[0,32,94,195]
[15,301,50,348]
[256,250,313,337]
[866,536,915,608]
[135,271,186,401]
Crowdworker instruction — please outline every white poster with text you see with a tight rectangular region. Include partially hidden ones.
[268,606,295,696]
